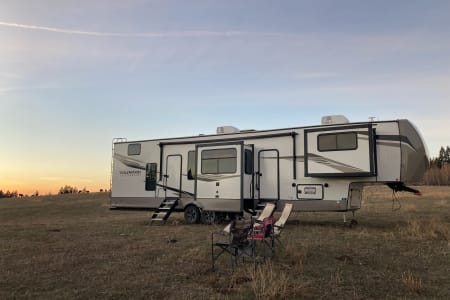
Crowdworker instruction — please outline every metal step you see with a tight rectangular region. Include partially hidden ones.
[150,198,179,224]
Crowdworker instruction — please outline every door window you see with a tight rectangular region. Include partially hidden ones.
[187,151,196,180]
[244,149,253,174]
[145,163,157,191]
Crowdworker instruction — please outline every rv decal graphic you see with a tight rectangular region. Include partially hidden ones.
[377,135,416,151]
[308,154,364,173]
[114,153,146,170]
[156,184,194,197]
[264,155,363,173]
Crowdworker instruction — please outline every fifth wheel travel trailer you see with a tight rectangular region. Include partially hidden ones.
[110,116,428,224]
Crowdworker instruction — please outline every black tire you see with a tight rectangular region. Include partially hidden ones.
[184,205,200,224]
[227,212,238,220]
[215,212,227,224]
[201,210,216,225]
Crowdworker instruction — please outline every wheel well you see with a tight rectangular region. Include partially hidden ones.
[182,201,203,210]
[184,204,198,210]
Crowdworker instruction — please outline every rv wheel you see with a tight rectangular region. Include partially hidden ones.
[184,205,200,224]
[227,212,237,220]
[201,211,226,224]
[201,210,216,225]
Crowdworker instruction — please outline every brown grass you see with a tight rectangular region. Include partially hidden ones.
[248,262,289,299]
[423,165,450,185]
[1,187,450,299]
[399,217,449,241]
[404,203,417,213]
[402,270,423,294]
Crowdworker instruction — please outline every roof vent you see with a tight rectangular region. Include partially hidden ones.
[217,126,240,134]
[321,115,350,125]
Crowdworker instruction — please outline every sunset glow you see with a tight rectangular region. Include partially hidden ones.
[1,1,450,195]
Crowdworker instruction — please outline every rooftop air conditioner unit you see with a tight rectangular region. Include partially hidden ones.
[216,126,240,134]
[321,115,350,125]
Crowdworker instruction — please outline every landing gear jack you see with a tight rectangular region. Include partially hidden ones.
[343,211,358,227]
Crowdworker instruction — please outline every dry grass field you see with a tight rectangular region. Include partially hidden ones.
[1,186,449,299]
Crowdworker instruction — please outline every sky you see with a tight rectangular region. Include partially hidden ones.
[1,0,450,195]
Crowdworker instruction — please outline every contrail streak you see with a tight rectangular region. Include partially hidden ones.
[0,21,253,38]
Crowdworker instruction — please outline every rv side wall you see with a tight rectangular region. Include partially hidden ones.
[399,120,429,184]
[109,119,428,213]
[374,121,401,182]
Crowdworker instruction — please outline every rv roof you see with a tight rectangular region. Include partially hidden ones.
[114,119,402,145]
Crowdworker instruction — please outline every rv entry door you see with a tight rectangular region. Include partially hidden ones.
[257,149,280,201]
[195,142,244,212]
[165,154,182,198]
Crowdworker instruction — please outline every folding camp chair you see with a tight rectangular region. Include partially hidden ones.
[273,203,293,248]
[250,215,276,257]
[254,202,276,223]
[211,220,252,272]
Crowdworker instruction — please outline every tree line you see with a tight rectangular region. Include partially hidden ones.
[423,146,450,185]
[429,146,450,168]
[0,186,109,198]
[0,190,20,198]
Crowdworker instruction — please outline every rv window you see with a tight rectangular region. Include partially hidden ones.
[201,148,237,174]
[187,151,196,180]
[128,143,141,155]
[145,163,157,191]
[318,132,357,151]
[244,149,253,175]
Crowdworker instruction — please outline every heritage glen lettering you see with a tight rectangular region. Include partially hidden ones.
[119,170,142,176]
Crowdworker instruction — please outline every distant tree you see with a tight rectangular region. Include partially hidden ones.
[445,146,450,164]
[34,191,39,197]
[0,190,19,198]
[433,146,450,168]
[437,146,446,168]
[59,185,79,194]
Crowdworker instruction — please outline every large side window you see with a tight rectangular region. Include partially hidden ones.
[187,151,196,180]
[145,163,157,191]
[201,148,237,174]
[128,143,141,155]
[318,132,357,151]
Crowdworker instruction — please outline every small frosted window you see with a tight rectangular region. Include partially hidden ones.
[128,143,141,155]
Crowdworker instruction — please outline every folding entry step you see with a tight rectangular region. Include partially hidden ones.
[150,198,178,224]
[254,200,278,216]
[254,202,267,214]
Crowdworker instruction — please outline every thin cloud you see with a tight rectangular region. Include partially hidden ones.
[0,21,254,38]
[0,72,22,79]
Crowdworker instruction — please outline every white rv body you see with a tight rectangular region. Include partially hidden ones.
[110,118,428,223]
